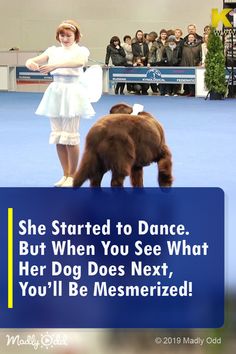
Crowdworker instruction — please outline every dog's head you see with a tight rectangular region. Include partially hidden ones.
[109,103,133,114]
[109,103,154,119]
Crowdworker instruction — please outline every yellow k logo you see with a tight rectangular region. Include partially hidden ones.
[211,8,232,28]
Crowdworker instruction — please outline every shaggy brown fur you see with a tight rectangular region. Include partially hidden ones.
[73,103,173,187]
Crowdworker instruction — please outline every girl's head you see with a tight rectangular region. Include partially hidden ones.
[110,36,121,46]
[56,20,80,44]
[135,30,144,42]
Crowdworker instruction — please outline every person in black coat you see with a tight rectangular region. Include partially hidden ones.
[183,24,203,44]
[161,35,181,95]
[131,30,149,94]
[180,33,202,96]
[131,30,149,65]
[105,36,127,94]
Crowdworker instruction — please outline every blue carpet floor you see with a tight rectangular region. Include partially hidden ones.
[0,92,236,289]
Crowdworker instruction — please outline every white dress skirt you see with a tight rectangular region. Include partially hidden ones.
[35,65,103,119]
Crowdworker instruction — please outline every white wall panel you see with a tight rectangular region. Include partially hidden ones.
[0,0,222,62]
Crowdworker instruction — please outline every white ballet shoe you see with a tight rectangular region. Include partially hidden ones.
[54,176,67,187]
[61,176,74,187]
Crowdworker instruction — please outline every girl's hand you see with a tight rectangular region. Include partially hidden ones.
[39,64,56,74]
[26,60,39,71]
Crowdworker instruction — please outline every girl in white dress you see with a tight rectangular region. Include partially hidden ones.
[26,20,102,187]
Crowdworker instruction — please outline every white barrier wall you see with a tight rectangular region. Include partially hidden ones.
[0,51,208,97]
[0,51,41,91]
[0,66,8,90]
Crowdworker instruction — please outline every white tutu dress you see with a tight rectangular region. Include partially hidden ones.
[35,44,102,119]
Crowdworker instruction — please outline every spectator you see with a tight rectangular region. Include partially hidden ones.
[156,29,168,96]
[147,31,160,94]
[121,35,133,65]
[144,33,150,44]
[132,57,149,95]
[157,29,168,48]
[203,25,211,35]
[147,31,161,64]
[201,33,209,66]
[180,33,202,96]
[161,35,181,95]
[105,36,127,94]
[174,28,184,46]
[132,30,149,65]
[184,24,203,43]
[121,35,134,92]
[174,28,184,94]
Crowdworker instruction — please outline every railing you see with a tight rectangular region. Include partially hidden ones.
[0,51,210,97]
[107,66,207,97]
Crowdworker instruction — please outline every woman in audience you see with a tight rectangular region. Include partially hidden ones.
[105,36,127,94]
[180,33,202,96]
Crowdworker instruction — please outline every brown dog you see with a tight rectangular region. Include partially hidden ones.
[73,103,173,187]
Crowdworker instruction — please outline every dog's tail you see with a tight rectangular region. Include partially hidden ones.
[73,150,98,187]
[157,144,173,187]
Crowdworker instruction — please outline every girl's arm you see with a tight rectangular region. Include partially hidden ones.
[25,53,49,71]
[105,46,111,66]
[39,58,87,74]
[118,46,126,57]
[132,43,141,58]
[39,56,87,74]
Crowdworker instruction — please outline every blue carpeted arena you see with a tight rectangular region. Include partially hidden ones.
[0,92,235,290]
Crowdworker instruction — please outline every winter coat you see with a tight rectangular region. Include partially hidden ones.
[180,41,202,66]
[161,46,181,66]
[183,33,203,44]
[121,42,133,65]
[105,45,127,66]
[148,41,163,65]
[131,41,149,65]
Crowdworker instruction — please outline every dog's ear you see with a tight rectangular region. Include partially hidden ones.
[110,103,133,114]
[138,111,154,118]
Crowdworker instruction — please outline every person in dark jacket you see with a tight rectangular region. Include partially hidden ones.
[161,35,181,95]
[131,30,149,65]
[156,29,168,96]
[180,33,202,96]
[147,31,160,94]
[131,30,149,94]
[183,24,203,44]
[105,36,127,94]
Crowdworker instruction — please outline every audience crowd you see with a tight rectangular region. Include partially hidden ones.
[105,24,211,96]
